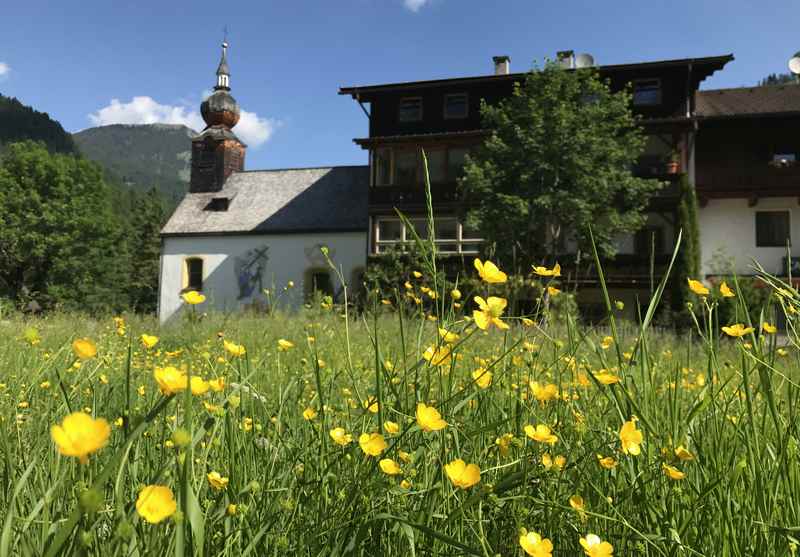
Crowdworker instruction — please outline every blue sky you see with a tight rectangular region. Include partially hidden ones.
[1,0,798,170]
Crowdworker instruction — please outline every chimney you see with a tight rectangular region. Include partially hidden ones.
[556,50,575,69]
[493,55,511,75]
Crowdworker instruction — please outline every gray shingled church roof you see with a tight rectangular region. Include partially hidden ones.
[161,166,369,236]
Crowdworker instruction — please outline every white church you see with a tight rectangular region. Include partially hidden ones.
[158,44,368,323]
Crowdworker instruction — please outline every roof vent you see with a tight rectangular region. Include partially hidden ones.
[493,55,511,75]
[557,50,575,69]
[205,197,230,211]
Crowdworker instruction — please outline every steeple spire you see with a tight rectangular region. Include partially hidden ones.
[215,41,231,91]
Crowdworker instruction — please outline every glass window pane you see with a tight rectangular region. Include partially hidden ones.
[633,80,661,106]
[399,98,422,122]
[756,211,791,247]
[377,219,403,241]
[410,219,429,239]
[460,242,481,254]
[444,94,468,119]
[395,151,417,186]
[435,219,458,240]
[425,149,446,184]
[374,149,391,186]
[436,243,459,254]
[448,148,469,181]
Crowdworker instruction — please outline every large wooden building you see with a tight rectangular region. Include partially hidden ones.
[159,46,800,322]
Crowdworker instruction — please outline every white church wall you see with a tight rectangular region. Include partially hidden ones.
[158,232,367,323]
[699,197,798,277]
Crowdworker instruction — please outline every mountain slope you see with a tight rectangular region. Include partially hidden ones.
[73,123,195,202]
[0,93,78,154]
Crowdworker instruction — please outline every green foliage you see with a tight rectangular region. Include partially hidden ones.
[128,188,166,313]
[0,142,165,314]
[671,174,701,321]
[460,62,662,269]
[0,142,131,311]
[0,94,78,154]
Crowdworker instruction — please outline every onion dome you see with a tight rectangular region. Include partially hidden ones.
[200,42,240,128]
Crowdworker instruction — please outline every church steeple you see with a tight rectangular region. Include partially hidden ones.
[190,41,246,194]
[215,42,231,91]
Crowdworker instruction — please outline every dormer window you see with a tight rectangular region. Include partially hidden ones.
[205,197,230,211]
[399,97,423,122]
[633,79,662,106]
[444,93,468,119]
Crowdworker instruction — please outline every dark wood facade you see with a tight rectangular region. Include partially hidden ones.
[340,55,732,269]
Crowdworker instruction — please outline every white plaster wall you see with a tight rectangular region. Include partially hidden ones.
[699,197,797,277]
[158,232,367,323]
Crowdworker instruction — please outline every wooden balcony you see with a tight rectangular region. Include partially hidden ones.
[369,182,461,210]
[696,164,800,199]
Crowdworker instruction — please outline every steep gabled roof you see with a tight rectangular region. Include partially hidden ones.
[696,84,800,119]
[161,166,369,236]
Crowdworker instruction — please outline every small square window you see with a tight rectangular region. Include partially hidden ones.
[399,97,423,122]
[377,219,403,242]
[424,149,447,184]
[756,211,791,247]
[633,79,661,106]
[444,93,468,119]
[310,271,334,296]
[447,148,469,181]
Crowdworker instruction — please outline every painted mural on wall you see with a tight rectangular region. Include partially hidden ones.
[234,245,269,299]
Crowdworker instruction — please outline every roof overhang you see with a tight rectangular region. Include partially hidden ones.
[339,54,734,100]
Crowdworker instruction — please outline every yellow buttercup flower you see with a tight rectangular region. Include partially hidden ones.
[687,278,709,296]
[226,504,237,516]
[141,334,159,349]
[720,281,735,298]
[662,463,685,480]
[224,340,246,357]
[495,433,514,456]
[445,459,481,489]
[450,288,462,300]
[438,328,459,344]
[597,454,618,469]
[72,338,97,360]
[51,412,110,464]
[153,366,188,395]
[473,296,510,331]
[208,377,225,392]
[363,397,379,413]
[675,446,695,461]
[416,403,447,432]
[519,530,553,557]
[422,344,452,367]
[358,432,387,457]
[181,290,206,305]
[379,458,402,476]
[383,420,400,434]
[600,336,613,350]
[303,407,317,421]
[722,323,754,338]
[530,381,559,402]
[190,376,210,395]
[136,485,177,524]
[762,322,777,334]
[532,262,561,277]
[525,424,558,445]
[619,419,643,455]
[593,372,620,385]
[547,286,561,296]
[206,471,229,491]
[277,339,295,351]
[580,533,614,557]
[569,494,585,511]
[330,428,352,446]
[473,258,507,283]
[472,368,492,389]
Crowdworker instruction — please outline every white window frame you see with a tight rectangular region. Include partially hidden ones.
[373,216,483,255]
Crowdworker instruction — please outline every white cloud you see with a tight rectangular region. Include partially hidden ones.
[0,62,10,77]
[88,96,277,148]
[403,0,430,12]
